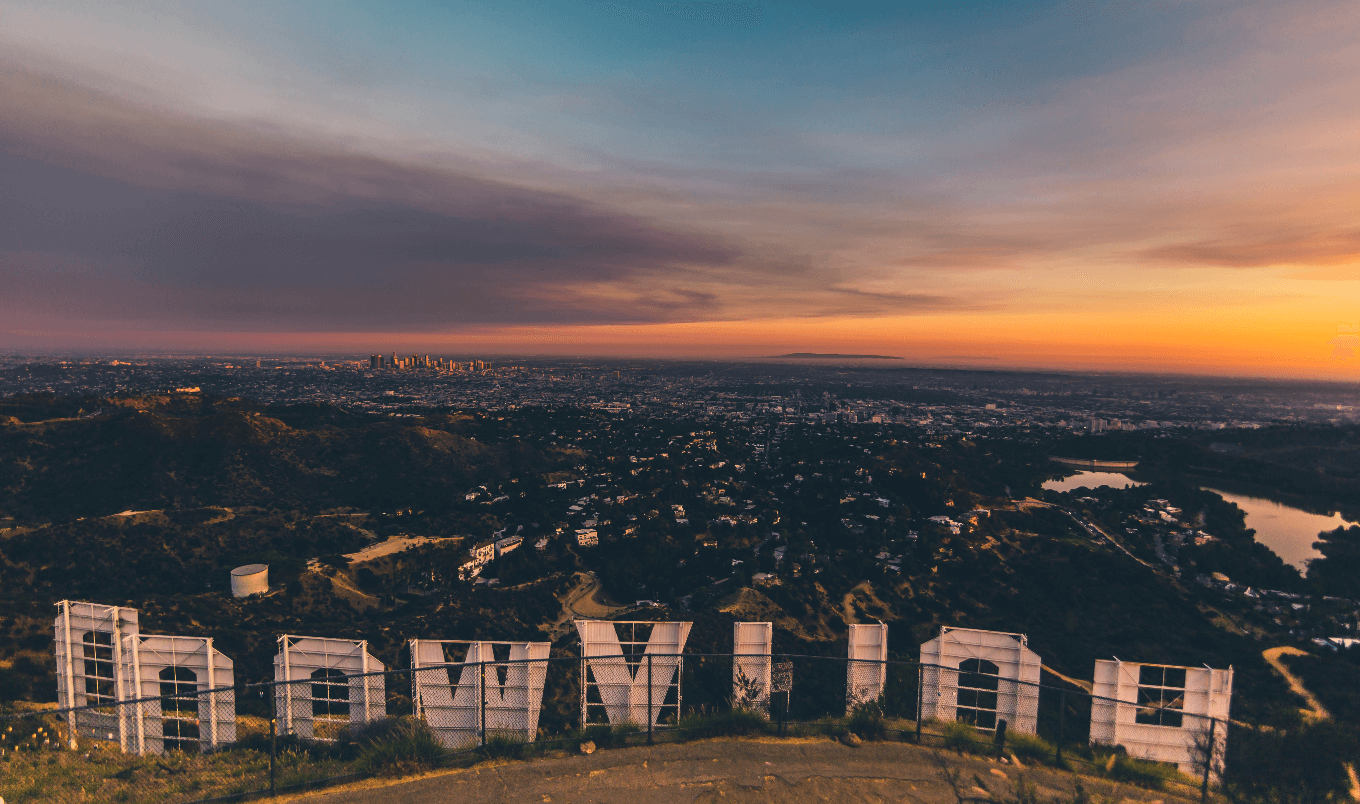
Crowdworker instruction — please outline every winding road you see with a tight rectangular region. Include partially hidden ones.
[1262,646,1329,721]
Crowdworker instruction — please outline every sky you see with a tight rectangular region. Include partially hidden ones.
[1,0,1358,378]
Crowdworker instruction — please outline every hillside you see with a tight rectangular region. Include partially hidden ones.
[0,393,553,523]
[2,391,1358,799]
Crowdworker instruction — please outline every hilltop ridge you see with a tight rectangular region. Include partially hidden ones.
[770,353,904,360]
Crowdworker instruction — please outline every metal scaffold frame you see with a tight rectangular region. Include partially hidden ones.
[410,639,551,748]
[576,620,690,729]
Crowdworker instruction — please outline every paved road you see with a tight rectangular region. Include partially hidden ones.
[1037,501,1155,570]
[291,737,1193,804]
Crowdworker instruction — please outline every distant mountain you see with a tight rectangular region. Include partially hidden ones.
[769,352,904,360]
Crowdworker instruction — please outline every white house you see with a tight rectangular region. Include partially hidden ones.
[494,535,523,558]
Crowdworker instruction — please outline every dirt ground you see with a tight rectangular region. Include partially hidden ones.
[290,736,1197,804]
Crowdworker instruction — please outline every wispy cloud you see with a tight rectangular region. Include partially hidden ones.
[3,1,1360,377]
[1,66,741,330]
[0,63,987,333]
[1141,228,1360,270]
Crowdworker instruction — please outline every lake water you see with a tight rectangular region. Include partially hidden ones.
[1042,471,1146,493]
[1201,489,1356,572]
[1042,471,1357,571]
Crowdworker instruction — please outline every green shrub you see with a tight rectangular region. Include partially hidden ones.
[939,720,991,754]
[678,708,773,739]
[1225,718,1357,803]
[846,700,885,740]
[0,666,32,701]
[234,731,345,761]
[1102,754,1178,789]
[352,717,445,777]
[481,733,526,760]
[1005,732,1057,766]
[580,721,639,748]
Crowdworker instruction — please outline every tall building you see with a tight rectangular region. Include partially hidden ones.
[370,355,381,369]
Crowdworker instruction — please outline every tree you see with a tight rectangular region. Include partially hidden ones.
[1308,525,1360,598]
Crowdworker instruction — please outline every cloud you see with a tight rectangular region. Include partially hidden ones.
[0,63,988,334]
[0,66,749,330]
[9,0,1359,351]
[1140,228,1360,270]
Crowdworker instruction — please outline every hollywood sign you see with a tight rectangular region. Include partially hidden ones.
[274,635,386,740]
[411,639,550,748]
[577,620,690,726]
[55,601,233,754]
[51,601,1230,778]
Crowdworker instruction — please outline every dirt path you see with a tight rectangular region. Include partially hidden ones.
[1263,646,1329,721]
[546,572,630,637]
[318,570,379,608]
[289,737,1194,804]
[1040,665,1093,693]
[840,591,860,625]
[565,572,628,619]
[343,535,456,563]
[337,520,381,542]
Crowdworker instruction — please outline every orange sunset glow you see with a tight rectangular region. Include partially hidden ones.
[1,1,1358,379]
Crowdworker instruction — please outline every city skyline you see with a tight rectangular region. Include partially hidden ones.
[2,1,1359,379]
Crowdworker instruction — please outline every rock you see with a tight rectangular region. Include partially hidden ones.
[579,741,596,755]
[840,732,863,747]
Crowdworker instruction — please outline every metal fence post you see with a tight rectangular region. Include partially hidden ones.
[647,654,654,745]
[780,689,787,736]
[1056,690,1065,764]
[480,661,488,748]
[915,664,923,743]
[269,687,277,799]
[1201,717,1216,803]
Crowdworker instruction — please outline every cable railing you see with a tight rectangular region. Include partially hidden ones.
[0,652,1227,804]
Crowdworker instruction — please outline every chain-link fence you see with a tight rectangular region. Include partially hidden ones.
[0,654,1228,804]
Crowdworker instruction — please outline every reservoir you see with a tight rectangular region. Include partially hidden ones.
[1200,488,1356,572]
[1044,471,1358,571]
[1042,470,1145,493]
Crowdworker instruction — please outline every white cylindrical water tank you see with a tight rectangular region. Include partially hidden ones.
[231,564,269,597]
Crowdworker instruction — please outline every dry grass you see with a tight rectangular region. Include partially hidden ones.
[0,723,350,804]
